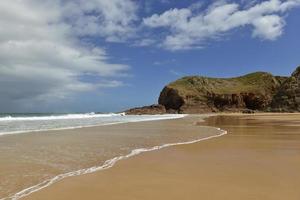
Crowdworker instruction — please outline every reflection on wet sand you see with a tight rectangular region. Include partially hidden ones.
[24,114,300,200]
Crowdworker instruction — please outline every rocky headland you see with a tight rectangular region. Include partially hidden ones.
[126,66,300,114]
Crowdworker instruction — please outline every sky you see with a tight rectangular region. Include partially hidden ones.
[0,0,300,113]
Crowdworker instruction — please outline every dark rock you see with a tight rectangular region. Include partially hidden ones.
[125,66,300,114]
[158,72,283,113]
[158,87,184,111]
[242,109,256,114]
[271,66,300,112]
[125,104,166,115]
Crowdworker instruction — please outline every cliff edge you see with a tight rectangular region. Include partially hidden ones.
[126,66,300,114]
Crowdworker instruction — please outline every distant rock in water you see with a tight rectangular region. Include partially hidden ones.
[126,66,300,114]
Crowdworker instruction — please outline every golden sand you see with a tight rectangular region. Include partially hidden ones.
[23,114,300,200]
[1,115,219,199]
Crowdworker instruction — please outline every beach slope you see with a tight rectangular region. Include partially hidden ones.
[23,114,300,200]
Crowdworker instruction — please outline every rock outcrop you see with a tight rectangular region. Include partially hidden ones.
[158,72,286,113]
[125,104,166,115]
[271,67,300,112]
[125,66,300,114]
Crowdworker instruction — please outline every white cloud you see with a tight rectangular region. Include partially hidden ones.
[144,8,192,28]
[133,38,156,47]
[62,0,138,42]
[0,0,135,111]
[143,0,300,50]
[169,69,182,76]
[1,0,300,111]
[252,14,285,40]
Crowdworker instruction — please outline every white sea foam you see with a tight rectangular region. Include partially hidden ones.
[0,112,125,122]
[2,127,227,200]
[0,114,186,136]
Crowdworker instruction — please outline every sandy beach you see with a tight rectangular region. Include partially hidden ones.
[0,114,221,199]
[2,0,300,199]
[21,113,300,200]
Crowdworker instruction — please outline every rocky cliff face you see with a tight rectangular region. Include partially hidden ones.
[125,104,166,115]
[158,72,286,113]
[271,67,300,112]
[125,66,300,114]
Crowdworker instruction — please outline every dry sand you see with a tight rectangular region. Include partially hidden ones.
[23,114,300,200]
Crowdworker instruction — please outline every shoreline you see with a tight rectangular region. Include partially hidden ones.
[11,127,226,200]
[2,112,299,137]
[22,113,300,200]
[0,114,189,137]
[1,114,219,200]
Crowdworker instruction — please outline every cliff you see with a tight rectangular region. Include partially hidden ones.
[126,66,300,114]
[125,104,166,115]
[271,66,300,112]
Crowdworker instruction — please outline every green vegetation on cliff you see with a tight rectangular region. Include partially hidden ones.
[126,66,299,115]
[168,72,283,96]
[159,68,299,113]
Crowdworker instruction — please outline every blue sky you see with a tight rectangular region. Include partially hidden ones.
[0,0,300,113]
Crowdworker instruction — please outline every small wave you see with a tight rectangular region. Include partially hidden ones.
[0,112,126,122]
[1,115,12,120]
[2,127,227,200]
[0,114,186,136]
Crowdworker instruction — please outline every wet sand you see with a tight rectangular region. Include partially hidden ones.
[0,115,220,199]
[23,114,300,200]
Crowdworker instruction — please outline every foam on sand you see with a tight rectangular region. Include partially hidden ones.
[3,127,227,200]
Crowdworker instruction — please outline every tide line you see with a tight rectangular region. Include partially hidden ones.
[3,127,227,200]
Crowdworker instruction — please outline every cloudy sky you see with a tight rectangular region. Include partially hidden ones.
[1,0,300,113]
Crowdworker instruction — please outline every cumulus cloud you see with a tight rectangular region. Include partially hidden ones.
[1,0,300,111]
[143,0,300,50]
[62,0,138,42]
[0,0,135,111]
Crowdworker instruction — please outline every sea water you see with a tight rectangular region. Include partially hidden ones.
[0,113,224,200]
[0,113,185,135]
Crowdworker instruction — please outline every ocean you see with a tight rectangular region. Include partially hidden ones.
[0,113,223,200]
[0,113,185,135]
